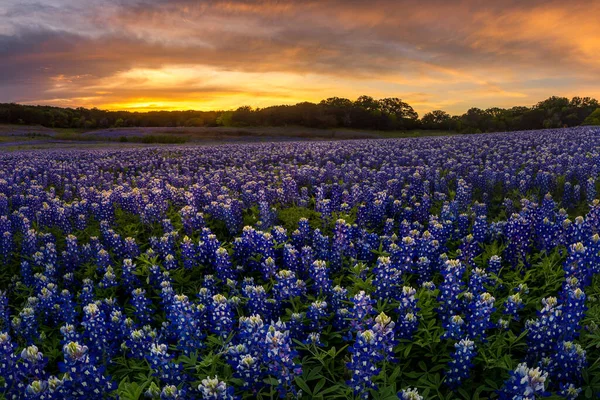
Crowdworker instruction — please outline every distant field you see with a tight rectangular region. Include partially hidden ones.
[0,124,456,148]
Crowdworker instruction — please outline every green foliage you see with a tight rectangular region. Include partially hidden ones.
[583,108,600,126]
[277,206,322,232]
[216,111,234,127]
[0,103,221,129]
[134,135,187,144]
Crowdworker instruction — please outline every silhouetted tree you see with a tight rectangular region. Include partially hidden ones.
[422,110,451,130]
[1,94,598,133]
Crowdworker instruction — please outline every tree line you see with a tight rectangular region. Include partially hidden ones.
[1,95,599,133]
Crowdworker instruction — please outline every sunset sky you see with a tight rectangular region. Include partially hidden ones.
[1,0,600,115]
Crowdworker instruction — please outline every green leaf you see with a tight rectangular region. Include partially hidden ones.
[295,377,312,396]
[305,366,323,381]
[313,378,326,395]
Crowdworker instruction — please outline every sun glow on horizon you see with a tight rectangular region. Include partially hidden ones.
[3,0,600,115]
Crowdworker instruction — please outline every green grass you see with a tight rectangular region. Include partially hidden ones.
[53,127,93,134]
[53,132,102,141]
[128,135,188,144]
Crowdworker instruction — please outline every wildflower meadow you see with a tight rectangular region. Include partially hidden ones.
[1,127,600,399]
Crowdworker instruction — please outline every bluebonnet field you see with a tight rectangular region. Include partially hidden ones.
[1,127,600,400]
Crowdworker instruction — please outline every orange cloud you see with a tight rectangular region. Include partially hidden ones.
[1,0,599,115]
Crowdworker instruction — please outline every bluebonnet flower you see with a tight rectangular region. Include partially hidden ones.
[160,280,176,311]
[446,338,476,389]
[468,268,489,296]
[459,234,480,266]
[498,363,549,399]
[181,236,196,270]
[121,259,141,293]
[21,229,38,259]
[99,266,117,289]
[442,315,465,341]
[214,247,236,283]
[312,229,330,262]
[309,260,332,295]
[96,248,110,275]
[563,242,596,287]
[125,328,154,360]
[438,259,465,325]
[565,216,592,246]
[307,300,328,332]
[347,329,383,399]
[457,213,470,238]
[398,387,423,400]
[234,353,261,391]
[497,318,509,330]
[164,253,177,270]
[260,257,277,280]
[16,306,39,345]
[157,384,187,399]
[146,342,187,386]
[60,341,115,399]
[11,345,48,397]
[561,182,574,209]
[545,341,586,393]
[210,294,234,337]
[330,285,348,309]
[235,315,265,357]
[303,331,322,346]
[198,232,220,266]
[559,383,582,400]
[271,225,288,245]
[561,284,586,341]
[123,236,140,259]
[60,323,82,345]
[372,256,402,301]
[78,279,95,307]
[515,283,530,294]
[282,244,300,274]
[503,293,524,321]
[504,213,533,267]
[169,294,207,352]
[20,260,34,287]
[0,332,17,390]
[300,246,315,276]
[242,285,271,321]
[295,218,311,245]
[395,286,419,339]
[24,378,60,399]
[263,320,302,397]
[106,310,126,345]
[180,206,205,235]
[536,211,561,251]
[466,292,495,341]
[131,288,153,326]
[81,302,111,359]
[282,312,302,342]
[198,376,237,399]
[349,291,375,334]
[472,215,488,243]
[273,270,305,302]
[372,312,396,359]
[525,296,564,360]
